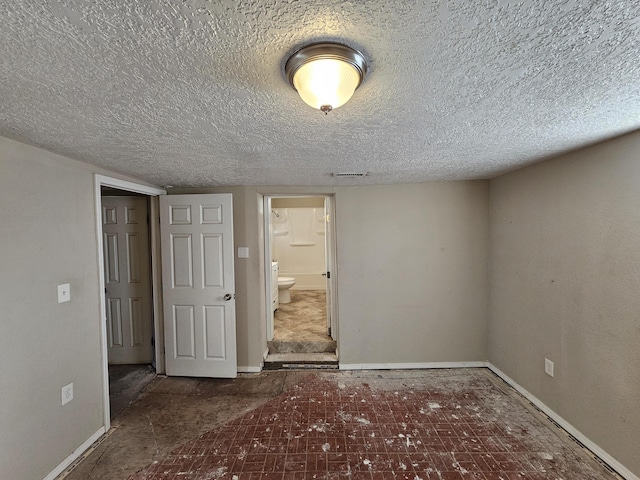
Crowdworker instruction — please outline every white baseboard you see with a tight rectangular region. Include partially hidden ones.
[339,361,488,371]
[43,427,105,480]
[487,364,639,480]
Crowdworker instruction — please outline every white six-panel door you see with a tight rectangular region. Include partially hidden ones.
[102,196,154,364]
[160,194,237,378]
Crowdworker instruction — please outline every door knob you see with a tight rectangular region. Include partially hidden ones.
[223,293,233,301]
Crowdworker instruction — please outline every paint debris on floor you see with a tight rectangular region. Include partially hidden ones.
[119,369,617,480]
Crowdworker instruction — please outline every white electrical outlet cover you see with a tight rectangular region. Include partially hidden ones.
[61,383,73,405]
[545,358,554,377]
[237,247,249,258]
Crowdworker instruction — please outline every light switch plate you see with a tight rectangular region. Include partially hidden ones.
[57,283,70,303]
[237,247,249,258]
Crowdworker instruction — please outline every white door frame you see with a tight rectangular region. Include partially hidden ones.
[263,194,338,352]
[264,195,275,341]
[94,174,166,431]
[324,196,338,340]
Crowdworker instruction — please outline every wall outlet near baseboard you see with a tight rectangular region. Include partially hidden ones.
[61,383,73,405]
[545,358,554,377]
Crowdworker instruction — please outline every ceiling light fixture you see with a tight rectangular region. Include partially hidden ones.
[285,42,368,114]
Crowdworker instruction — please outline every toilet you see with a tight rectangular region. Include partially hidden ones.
[277,277,296,304]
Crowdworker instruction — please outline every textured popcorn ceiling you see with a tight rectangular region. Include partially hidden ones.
[1,1,639,187]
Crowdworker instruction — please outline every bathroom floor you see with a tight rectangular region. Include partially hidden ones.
[269,290,336,354]
[60,369,621,480]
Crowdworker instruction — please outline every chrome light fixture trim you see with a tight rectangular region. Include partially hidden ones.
[285,42,368,114]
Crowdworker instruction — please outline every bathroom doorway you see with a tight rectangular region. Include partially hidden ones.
[264,195,337,364]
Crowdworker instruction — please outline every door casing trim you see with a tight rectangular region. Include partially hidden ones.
[262,194,338,356]
[94,174,165,431]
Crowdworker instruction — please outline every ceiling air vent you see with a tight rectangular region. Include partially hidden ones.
[331,172,369,178]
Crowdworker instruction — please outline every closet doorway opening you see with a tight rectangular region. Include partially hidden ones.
[263,195,337,367]
[94,175,165,432]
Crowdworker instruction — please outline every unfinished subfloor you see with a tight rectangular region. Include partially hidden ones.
[60,368,620,480]
[108,364,156,420]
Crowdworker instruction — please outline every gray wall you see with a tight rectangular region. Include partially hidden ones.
[489,130,640,476]
[335,183,489,365]
[174,182,490,368]
[0,137,155,479]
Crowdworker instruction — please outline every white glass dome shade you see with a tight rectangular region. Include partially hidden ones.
[285,43,368,113]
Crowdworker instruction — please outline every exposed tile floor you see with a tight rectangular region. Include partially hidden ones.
[118,369,618,480]
[62,371,299,480]
[269,290,336,354]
